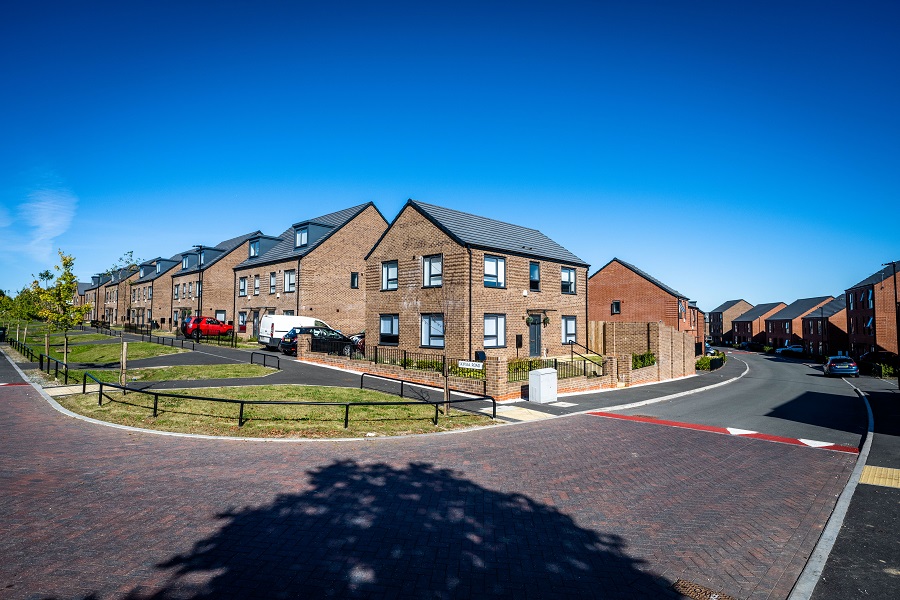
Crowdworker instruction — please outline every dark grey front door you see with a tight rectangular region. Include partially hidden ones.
[252,311,259,337]
[529,317,541,357]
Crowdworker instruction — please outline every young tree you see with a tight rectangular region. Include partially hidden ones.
[33,250,92,363]
[12,285,41,343]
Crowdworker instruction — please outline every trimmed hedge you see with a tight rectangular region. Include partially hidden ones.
[632,351,656,370]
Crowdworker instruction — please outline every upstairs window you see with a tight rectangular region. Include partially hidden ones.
[484,256,505,288]
[868,289,874,309]
[249,241,260,257]
[529,262,541,292]
[379,314,399,345]
[561,267,576,294]
[350,272,359,289]
[421,314,445,348]
[423,255,442,287]
[295,227,308,247]
[382,261,398,291]
[174,285,179,300]
[148,287,152,299]
[188,282,193,297]
[270,272,277,294]
[611,300,621,315]
[238,277,247,297]
[139,267,145,278]
[182,256,189,269]
[848,293,854,310]
[253,275,260,296]
[199,251,206,265]
[156,263,161,274]
[284,270,296,293]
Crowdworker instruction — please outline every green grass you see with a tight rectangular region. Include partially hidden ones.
[57,385,495,438]
[48,341,183,364]
[72,363,278,383]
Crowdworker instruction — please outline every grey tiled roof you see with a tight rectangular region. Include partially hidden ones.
[591,258,687,299]
[235,203,376,269]
[403,200,588,267]
[846,261,900,290]
[179,231,262,275]
[733,302,785,322]
[135,254,182,284]
[767,296,833,321]
[710,299,749,314]
[801,296,846,319]
[76,282,90,295]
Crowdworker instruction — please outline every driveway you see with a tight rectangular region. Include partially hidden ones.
[0,349,856,599]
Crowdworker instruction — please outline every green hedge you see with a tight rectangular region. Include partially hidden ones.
[872,363,896,378]
[632,351,656,370]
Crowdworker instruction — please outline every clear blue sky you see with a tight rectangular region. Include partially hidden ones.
[2,1,898,312]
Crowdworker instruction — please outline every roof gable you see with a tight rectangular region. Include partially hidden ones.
[767,296,833,321]
[732,302,786,322]
[710,299,750,314]
[846,261,900,291]
[590,258,687,299]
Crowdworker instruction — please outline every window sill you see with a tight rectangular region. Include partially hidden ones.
[420,345,445,350]
[378,342,399,347]
[484,345,507,349]
[484,285,507,289]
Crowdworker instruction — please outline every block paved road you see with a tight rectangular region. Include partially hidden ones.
[0,348,857,600]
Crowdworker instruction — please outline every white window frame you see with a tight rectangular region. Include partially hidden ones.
[156,263,161,274]
[484,314,506,348]
[562,316,577,344]
[215,310,226,322]
[173,284,179,300]
[182,256,189,269]
[295,227,308,247]
[284,270,296,293]
[382,261,398,291]
[423,254,443,287]
[420,314,445,348]
[484,256,506,288]
[253,275,260,296]
[249,241,260,257]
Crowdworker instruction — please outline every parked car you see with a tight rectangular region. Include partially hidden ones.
[857,351,899,375]
[775,345,805,356]
[181,316,233,340]
[258,314,332,351]
[279,326,361,356]
[823,356,859,378]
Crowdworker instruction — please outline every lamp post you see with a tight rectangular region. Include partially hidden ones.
[194,245,205,317]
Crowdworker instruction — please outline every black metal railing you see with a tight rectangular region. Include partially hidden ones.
[507,357,597,383]
[360,372,496,419]
[39,353,73,385]
[250,352,281,370]
[84,371,495,428]
[564,341,605,377]
[8,339,37,361]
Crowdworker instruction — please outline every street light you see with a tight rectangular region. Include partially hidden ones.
[193,245,205,317]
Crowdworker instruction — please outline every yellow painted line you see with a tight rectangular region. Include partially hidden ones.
[859,465,900,488]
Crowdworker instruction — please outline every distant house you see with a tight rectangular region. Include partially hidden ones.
[365,200,589,360]
[83,274,111,322]
[587,258,699,345]
[845,261,900,357]
[764,296,833,349]
[102,268,139,324]
[732,302,786,346]
[170,231,262,328]
[73,282,90,312]
[232,202,388,338]
[130,256,181,330]
[801,296,848,358]
[709,299,753,345]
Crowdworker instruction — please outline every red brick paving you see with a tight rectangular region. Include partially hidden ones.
[0,368,855,599]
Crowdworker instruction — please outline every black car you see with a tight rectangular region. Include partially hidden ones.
[857,351,899,376]
[279,326,360,356]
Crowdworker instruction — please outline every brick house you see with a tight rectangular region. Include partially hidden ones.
[83,274,111,322]
[845,261,900,357]
[130,255,181,330]
[587,258,699,344]
[801,296,848,358]
[688,301,706,350]
[232,202,388,338]
[170,231,262,329]
[102,268,139,324]
[365,200,589,361]
[764,296,833,349]
[732,302,786,345]
[709,299,753,345]
[73,282,89,314]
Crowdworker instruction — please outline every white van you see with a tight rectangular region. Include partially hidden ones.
[258,315,332,350]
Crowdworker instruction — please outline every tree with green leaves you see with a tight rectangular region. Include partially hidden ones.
[32,250,92,363]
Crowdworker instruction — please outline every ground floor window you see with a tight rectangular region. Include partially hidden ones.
[484,314,506,348]
[284,310,294,316]
[421,314,445,348]
[380,314,399,345]
[215,310,226,322]
[562,316,577,344]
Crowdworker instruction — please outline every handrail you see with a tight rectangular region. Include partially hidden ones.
[565,340,602,360]
[84,371,496,428]
[250,352,281,370]
[39,353,73,385]
[360,372,496,420]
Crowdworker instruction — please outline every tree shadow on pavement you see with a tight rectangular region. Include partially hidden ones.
[124,460,674,599]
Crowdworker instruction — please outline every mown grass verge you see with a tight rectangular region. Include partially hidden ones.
[71,364,278,383]
[56,385,494,438]
[48,342,184,363]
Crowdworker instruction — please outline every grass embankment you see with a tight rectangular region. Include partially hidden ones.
[73,363,277,383]
[57,385,494,438]
[48,342,183,364]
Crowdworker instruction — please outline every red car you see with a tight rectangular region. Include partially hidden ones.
[181,316,233,340]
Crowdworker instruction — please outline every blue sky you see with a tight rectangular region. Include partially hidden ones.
[2,1,898,311]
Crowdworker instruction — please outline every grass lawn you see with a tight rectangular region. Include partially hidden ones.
[72,363,277,383]
[49,341,184,364]
[57,385,495,438]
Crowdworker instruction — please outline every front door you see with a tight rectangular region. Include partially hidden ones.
[529,316,542,357]
[252,311,260,337]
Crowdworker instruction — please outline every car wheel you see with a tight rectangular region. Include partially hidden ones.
[342,344,352,357]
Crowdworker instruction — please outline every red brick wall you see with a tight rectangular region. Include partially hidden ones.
[587,261,683,331]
